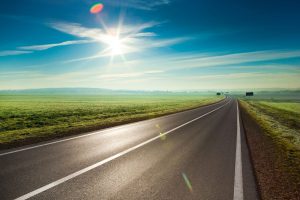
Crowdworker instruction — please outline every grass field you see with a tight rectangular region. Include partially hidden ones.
[237,91,300,145]
[239,92,300,199]
[240,100,300,148]
[239,98,300,180]
[0,93,223,147]
[258,101,300,114]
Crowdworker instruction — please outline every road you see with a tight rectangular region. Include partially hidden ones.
[0,98,260,200]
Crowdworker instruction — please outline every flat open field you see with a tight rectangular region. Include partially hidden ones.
[240,99,300,152]
[239,92,300,199]
[239,91,300,149]
[0,93,223,148]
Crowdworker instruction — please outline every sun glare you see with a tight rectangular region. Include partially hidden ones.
[102,29,130,61]
[108,36,123,56]
[94,16,134,61]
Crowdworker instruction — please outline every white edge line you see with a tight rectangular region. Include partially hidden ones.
[14,99,231,200]
[233,101,244,200]
[0,97,228,157]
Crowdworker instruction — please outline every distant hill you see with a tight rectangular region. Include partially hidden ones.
[1,88,299,97]
[0,88,116,95]
[0,88,216,96]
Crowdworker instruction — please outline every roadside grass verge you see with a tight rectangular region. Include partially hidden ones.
[239,99,300,199]
[255,101,300,131]
[0,94,223,148]
[240,100,300,153]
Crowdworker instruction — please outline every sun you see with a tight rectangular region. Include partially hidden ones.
[98,21,133,61]
[102,28,127,58]
[108,36,123,56]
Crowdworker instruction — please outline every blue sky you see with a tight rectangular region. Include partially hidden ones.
[0,0,300,90]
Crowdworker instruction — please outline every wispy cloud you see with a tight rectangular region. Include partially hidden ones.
[186,72,266,80]
[98,70,164,79]
[49,21,161,41]
[169,50,300,68]
[132,50,300,72]
[0,71,35,77]
[125,37,190,48]
[0,40,93,57]
[50,22,105,41]
[19,40,93,51]
[0,31,94,57]
[0,50,32,57]
[224,64,300,72]
[0,20,187,59]
[69,37,190,62]
[49,21,191,62]
[102,0,170,10]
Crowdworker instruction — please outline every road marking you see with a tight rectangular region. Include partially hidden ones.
[14,99,231,200]
[0,98,228,157]
[233,102,244,200]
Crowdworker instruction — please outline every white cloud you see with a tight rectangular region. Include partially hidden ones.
[131,50,300,72]
[0,50,32,57]
[49,21,161,41]
[19,40,93,51]
[134,32,157,37]
[0,26,96,57]
[49,21,191,62]
[186,72,266,80]
[50,22,106,41]
[63,47,139,63]
[0,20,177,58]
[168,50,300,69]
[98,70,164,79]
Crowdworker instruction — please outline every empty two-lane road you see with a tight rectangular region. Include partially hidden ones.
[0,98,259,200]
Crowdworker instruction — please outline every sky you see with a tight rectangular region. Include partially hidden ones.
[0,0,300,91]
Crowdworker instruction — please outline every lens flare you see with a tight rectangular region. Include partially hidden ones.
[155,124,166,140]
[182,173,193,193]
[90,3,104,14]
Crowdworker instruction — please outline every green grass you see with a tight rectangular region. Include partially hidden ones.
[258,101,300,114]
[245,101,300,131]
[0,94,223,146]
[239,99,300,167]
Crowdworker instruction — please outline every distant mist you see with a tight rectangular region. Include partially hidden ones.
[0,88,218,96]
[0,88,299,97]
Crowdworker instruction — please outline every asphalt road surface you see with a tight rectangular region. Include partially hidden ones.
[0,97,260,200]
